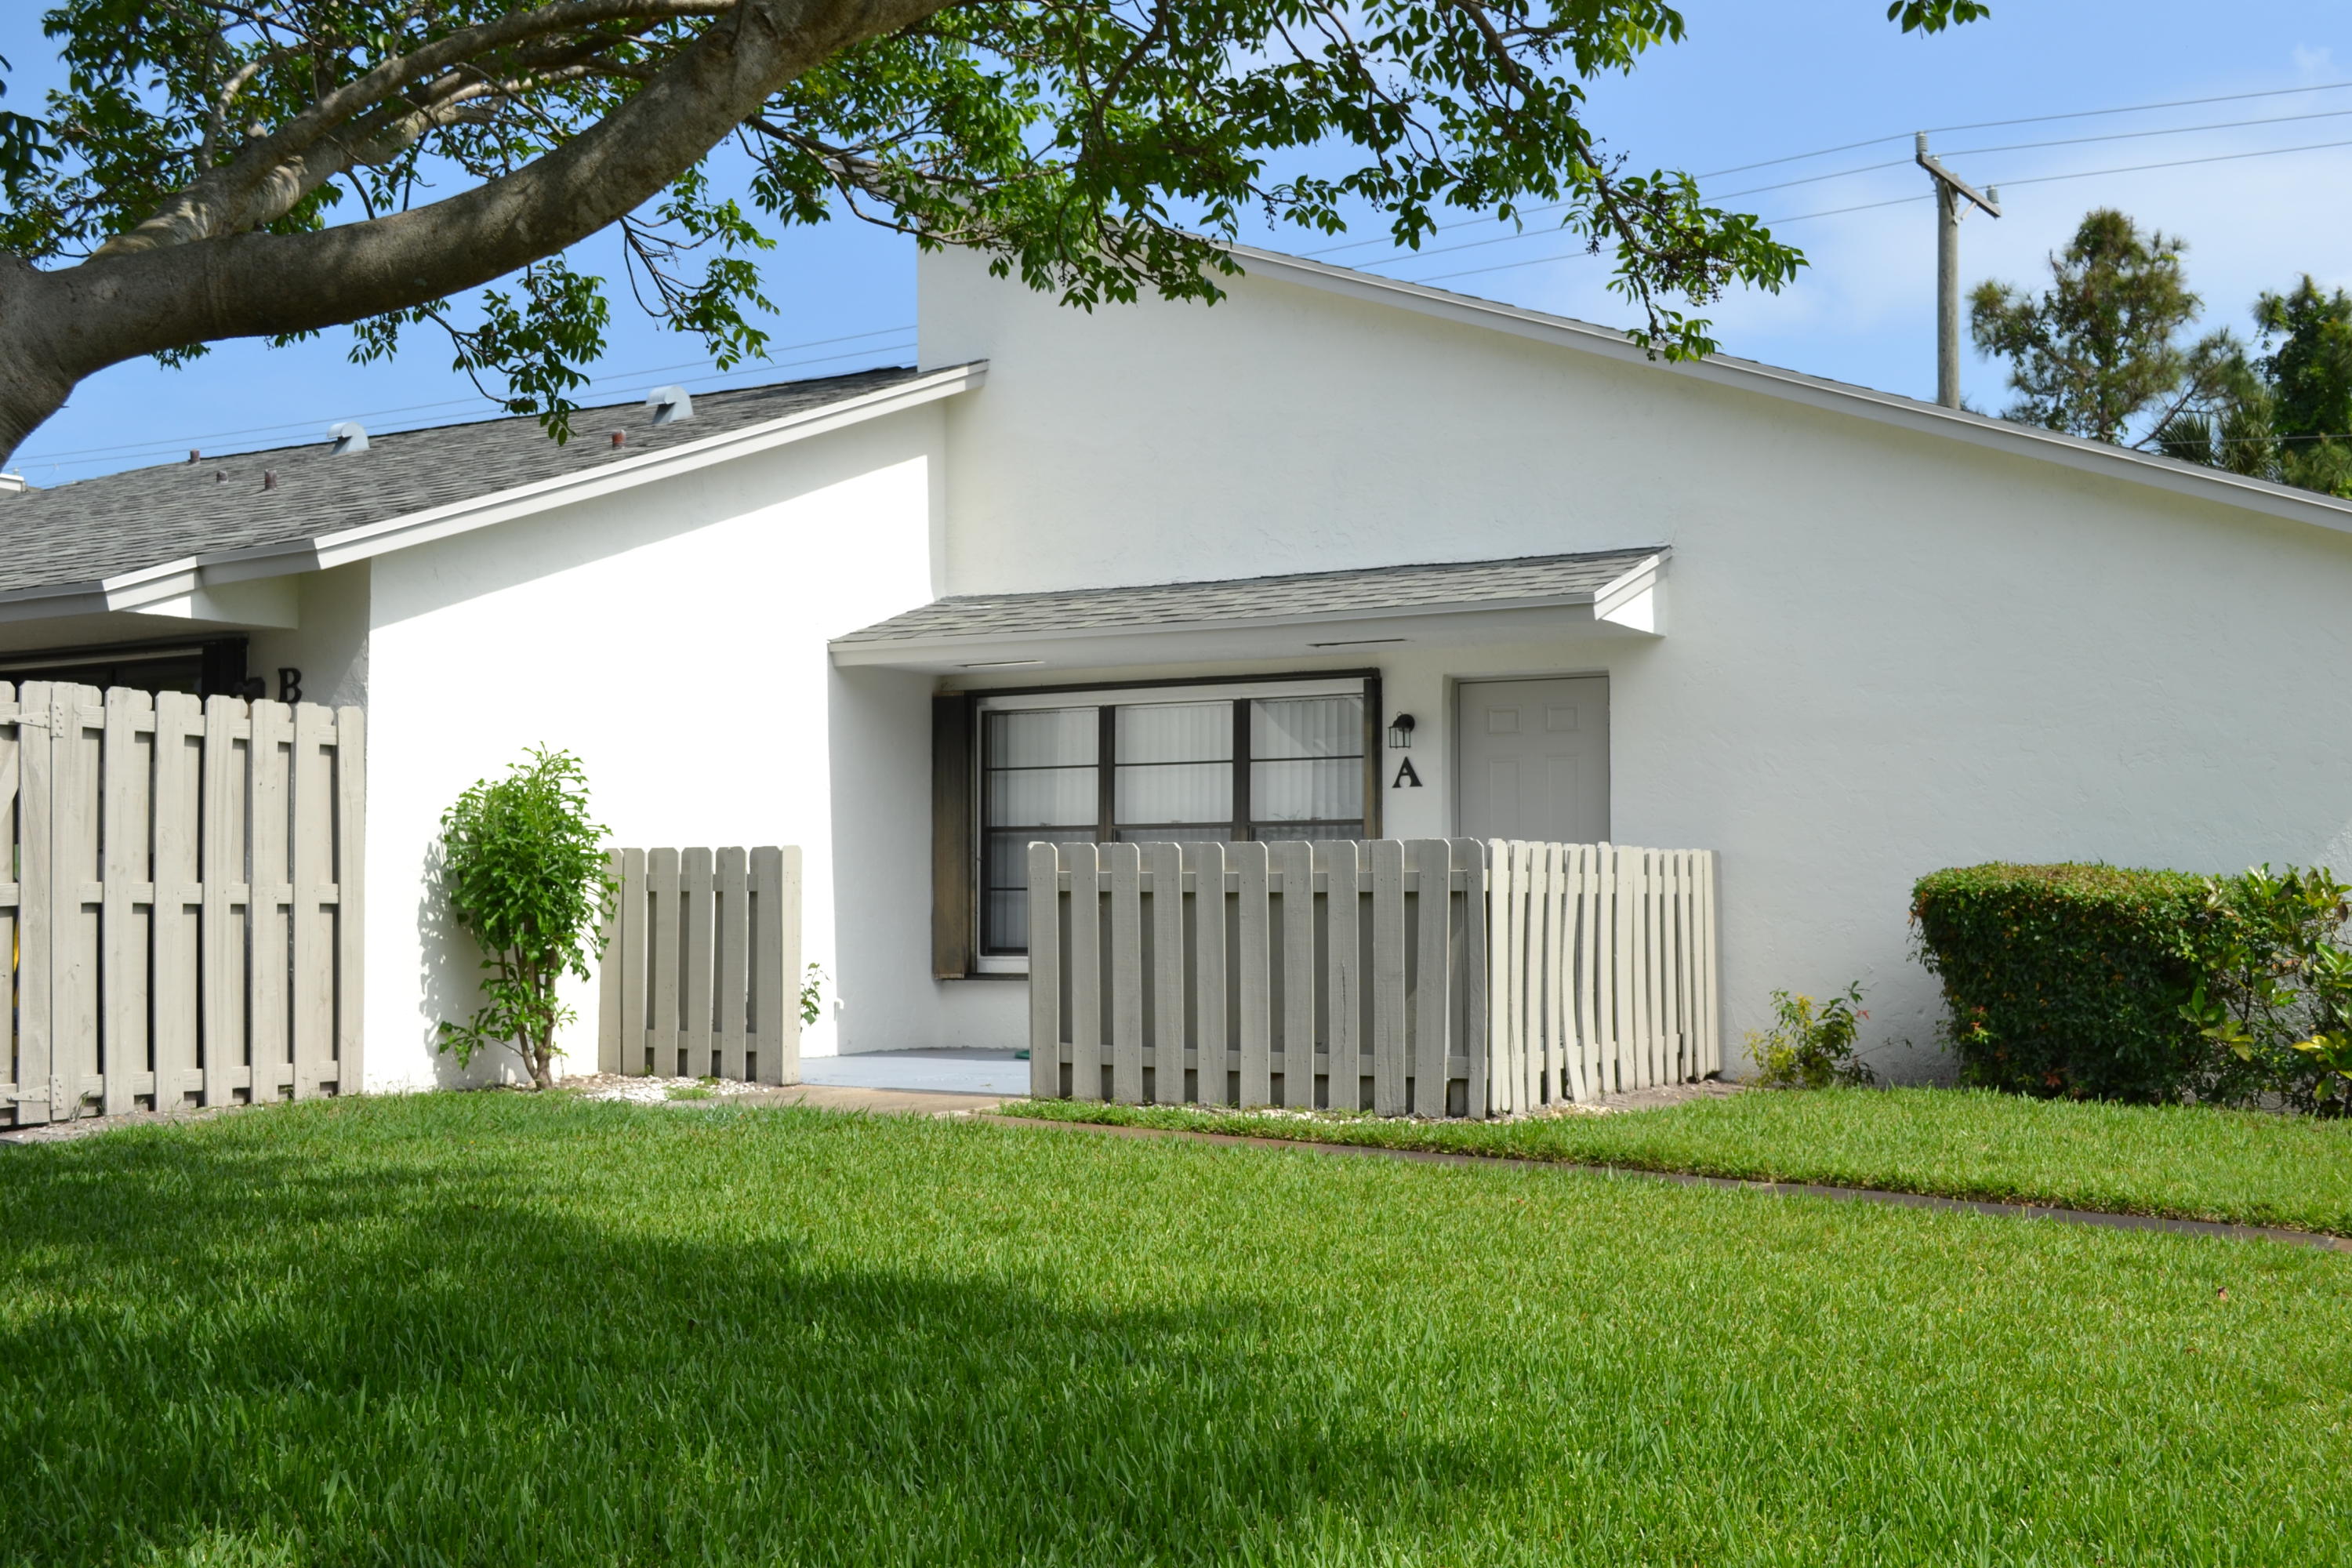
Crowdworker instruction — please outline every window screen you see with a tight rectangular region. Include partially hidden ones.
[978,685,1370,956]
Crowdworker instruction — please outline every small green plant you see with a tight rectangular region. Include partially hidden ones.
[800,962,826,1028]
[436,747,615,1091]
[666,1084,716,1102]
[1748,984,1874,1090]
[2180,865,2352,1114]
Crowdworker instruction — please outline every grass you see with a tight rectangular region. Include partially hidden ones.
[2,1092,2347,1566]
[1000,1087,2352,1235]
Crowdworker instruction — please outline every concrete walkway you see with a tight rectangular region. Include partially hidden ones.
[723,1083,1011,1116]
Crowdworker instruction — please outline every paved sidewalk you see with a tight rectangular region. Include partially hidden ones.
[720,1083,1011,1116]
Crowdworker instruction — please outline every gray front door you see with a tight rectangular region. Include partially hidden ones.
[1456,677,1610,843]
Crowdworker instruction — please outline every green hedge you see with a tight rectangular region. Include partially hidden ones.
[1911,863,2215,1102]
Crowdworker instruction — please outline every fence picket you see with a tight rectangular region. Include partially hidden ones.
[647,848,681,1079]
[716,848,750,1083]
[201,696,243,1107]
[618,849,648,1074]
[1319,841,1360,1113]
[249,700,292,1103]
[15,683,53,1126]
[1699,850,1722,1076]
[1369,839,1407,1116]
[681,848,716,1079]
[1187,842,1229,1105]
[100,689,149,1115]
[1028,843,1062,1099]
[0,684,19,1116]
[1453,839,1488,1120]
[1409,840,1450,1117]
[332,707,365,1094]
[1148,842,1183,1105]
[750,845,799,1086]
[598,849,626,1075]
[1233,842,1272,1107]
[1275,840,1316,1109]
[291,705,337,1098]
[1108,843,1144,1105]
[1067,843,1103,1102]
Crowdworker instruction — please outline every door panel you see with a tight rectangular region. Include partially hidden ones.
[1457,677,1608,843]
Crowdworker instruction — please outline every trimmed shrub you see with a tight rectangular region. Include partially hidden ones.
[1911,863,2214,1102]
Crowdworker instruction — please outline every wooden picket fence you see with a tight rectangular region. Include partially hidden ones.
[1026,838,1718,1117]
[0,681,366,1127]
[597,847,803,1083]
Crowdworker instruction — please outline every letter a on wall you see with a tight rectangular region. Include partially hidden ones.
[1392,757,1423,789]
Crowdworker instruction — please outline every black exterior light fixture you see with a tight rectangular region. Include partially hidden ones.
[1387,712,1416,750]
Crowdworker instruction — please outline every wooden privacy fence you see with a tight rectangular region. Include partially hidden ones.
[1027,839,1719,1118]
[597,847,803,1083]
[0,681,365,1127]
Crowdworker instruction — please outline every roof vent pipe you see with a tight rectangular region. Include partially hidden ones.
[329,420,370,454]
[647,385,693,425]
[0,474,26,495]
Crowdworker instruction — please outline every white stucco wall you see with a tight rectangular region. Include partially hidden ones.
[919,249,2352,1076]
[359,406,948,1091]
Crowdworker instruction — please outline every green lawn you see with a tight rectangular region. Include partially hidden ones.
[1004,1087,2352,1234]
[3,1093,2347,1566]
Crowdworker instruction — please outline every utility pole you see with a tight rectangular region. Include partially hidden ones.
[1915,132,2000,408]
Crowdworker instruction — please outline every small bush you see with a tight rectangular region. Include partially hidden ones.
[1748,984,1875,1089]
[1914,862,2352,1110]
[437,747,615,1091]
[1911,864,2211,1102]
[2180,865,2352,1115]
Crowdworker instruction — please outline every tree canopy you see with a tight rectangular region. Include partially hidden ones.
[2154,277,2352,498]
[1966,208,2236,447]
[0,0,1986,466]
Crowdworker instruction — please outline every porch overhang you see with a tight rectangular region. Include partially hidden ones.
[829,547,1668,674]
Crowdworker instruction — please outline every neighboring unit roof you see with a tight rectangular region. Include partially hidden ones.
[0,366,954,601]
[836,547,1664,647]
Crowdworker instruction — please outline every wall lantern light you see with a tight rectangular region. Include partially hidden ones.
[1387,712,1416,750]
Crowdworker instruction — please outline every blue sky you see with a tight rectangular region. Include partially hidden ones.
[5,2,2347,483]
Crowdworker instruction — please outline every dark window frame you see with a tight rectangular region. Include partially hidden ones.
[965,670,1385,965]
[0,633,251,699]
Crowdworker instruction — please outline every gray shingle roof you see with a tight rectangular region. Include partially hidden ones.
[835,548,1664,644]
[0,367,926,596]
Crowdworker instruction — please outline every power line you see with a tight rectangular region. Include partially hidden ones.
[1306,77,2352,260]
[18,325,918,469]
[1341,104,2352,276]
[1402,135,2352,286]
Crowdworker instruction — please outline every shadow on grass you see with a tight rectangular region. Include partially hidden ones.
[0,1101,1520,1566]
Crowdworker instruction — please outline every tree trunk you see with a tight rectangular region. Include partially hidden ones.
[0,260,80,470]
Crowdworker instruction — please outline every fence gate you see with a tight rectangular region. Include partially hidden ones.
[597,847,803,1083]
[0,681,367,1127]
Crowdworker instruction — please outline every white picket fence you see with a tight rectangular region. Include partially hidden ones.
[597,847,803,1083]
[1026,838,1718,1117]
[0,681,366,1126]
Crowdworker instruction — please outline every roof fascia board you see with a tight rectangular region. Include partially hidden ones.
[1225,245,2352,538]
[310,361,986,569]
[0,363,987,622]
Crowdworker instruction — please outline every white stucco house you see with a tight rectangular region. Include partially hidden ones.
[5,242,2351,1088]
